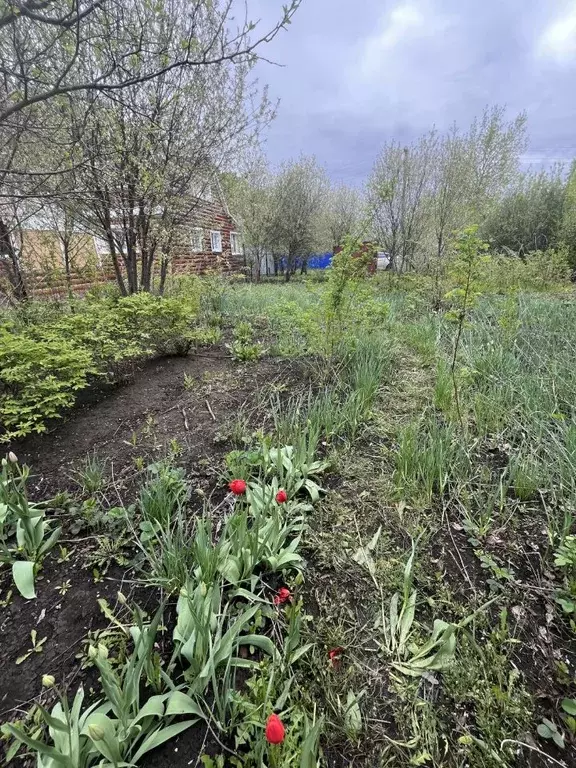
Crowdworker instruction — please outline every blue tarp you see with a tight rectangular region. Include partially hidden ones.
[308,253,333,269]
[278,253,333,271]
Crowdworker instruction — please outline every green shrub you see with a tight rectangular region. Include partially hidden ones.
[0,288,204,440]
[0,325,96,438]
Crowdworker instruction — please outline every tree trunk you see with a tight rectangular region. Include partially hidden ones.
[159,256,169,295]
[109,244,128,296]
[0,217,27,300]
[63,242,73,300]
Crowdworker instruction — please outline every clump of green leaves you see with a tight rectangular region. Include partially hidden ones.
[227,320,264,362]
[0,453,61,599]
[0,290,203,441]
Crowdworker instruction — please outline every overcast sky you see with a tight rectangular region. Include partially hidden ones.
[249,0,576,184]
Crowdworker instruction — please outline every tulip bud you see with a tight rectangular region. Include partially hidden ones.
[97,643,109,659]
[87,645,98,661]
[88,724,105,741]
[8,452,18,464]
[200,582,207,597]
[41,674,55,688]
[116,591,127,605]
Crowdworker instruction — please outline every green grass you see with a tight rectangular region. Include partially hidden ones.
[233,277,576,767]
[6,273,576,768]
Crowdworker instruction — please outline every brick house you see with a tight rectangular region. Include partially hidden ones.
[168,180,243,275]
[1,178,243,297]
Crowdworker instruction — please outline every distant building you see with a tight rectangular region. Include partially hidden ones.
[0,178,243,297]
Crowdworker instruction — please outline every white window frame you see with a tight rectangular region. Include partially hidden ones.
[210,230,222,253]
[230,231,242,256]
[191,227,203,252]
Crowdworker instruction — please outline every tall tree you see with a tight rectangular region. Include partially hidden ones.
[368,132,437,272]
[428,124,467,264]
[323,183,365,248]
[222,155,278,281]
[0,0,299,122]
[0,0,301,298]
[268,156,327,281]
[463,105,527,220]
[73,44,273,294]
[369,106,528,273]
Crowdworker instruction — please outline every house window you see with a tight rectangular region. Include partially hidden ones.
[230,232,242,256]
[191,228,203,252]
[210,230,222,253]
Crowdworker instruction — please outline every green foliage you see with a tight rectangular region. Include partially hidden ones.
[227,320,264,361]
[139,460,188,534]
[0,324,96,439]
[393,417,470,506]
[482,168,566,256]
[3,618,199,768]
[0,288,203,440]
[561,158,576,268]
[0,454,61,599]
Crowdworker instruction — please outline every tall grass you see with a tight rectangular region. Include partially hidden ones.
[269,335,393,448]
[456,294,576,516]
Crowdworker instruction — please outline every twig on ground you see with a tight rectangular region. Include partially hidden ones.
[500,740,568,767]
[205,399,216,421]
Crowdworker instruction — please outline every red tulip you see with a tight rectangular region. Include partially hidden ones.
[273,587,291,605]
[328,647,343,668]
[228,479,247,495]
[265,713,285,744]
[275,489,288,503]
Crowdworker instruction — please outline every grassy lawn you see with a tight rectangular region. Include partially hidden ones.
[1,268,576,767]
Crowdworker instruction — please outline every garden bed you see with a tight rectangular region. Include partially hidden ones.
[0,349,311,766]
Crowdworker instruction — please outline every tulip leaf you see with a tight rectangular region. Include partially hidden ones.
[131,721,197,763]
[561,699,576,716]
[165,691,205,718]
[12,560,36,599]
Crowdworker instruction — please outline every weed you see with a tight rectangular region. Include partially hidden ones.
[139,460,188,531]
[55,579,72,595]
[16,630,48,665]
[75,453,106,494]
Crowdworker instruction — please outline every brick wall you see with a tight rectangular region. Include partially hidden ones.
[171,198,244,276]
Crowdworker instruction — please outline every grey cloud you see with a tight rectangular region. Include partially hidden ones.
[251,0,576,181]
